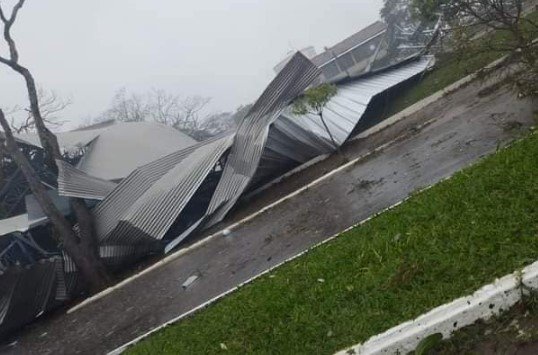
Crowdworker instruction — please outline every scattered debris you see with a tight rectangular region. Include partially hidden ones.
[182,274,200,289]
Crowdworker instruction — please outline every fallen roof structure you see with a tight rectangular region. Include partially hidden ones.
[16,121,197,181]
[0,51,434,336]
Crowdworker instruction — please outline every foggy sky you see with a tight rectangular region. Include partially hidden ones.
[0,0,383,129]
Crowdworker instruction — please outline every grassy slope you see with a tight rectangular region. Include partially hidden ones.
[131,131,538,354]
[384,10,538,118]
[383,50,500,118]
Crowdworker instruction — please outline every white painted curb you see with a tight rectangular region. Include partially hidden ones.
[109,133,534,354]
[335,261,538,355]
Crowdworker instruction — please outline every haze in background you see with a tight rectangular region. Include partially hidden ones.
[0,0,383,129]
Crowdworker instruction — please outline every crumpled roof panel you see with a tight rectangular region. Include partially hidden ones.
[75,122,197,181]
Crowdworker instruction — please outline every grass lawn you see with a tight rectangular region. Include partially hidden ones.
[130,130,538,354]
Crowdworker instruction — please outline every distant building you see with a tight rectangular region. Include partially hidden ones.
[312,21,388,82]
[273,46,317,75]
[273,22,388,82]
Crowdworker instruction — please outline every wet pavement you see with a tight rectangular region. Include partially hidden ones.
[1,79,536,354]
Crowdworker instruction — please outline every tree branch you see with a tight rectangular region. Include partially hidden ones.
[0,0,25,62]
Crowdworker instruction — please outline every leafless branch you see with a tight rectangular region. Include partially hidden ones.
[8,87,70,133]
[0,0,25,63]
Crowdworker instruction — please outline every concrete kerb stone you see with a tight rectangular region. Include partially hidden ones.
[106,107,536,354]
[335,261,538,355]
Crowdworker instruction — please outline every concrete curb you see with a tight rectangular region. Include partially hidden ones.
[109,132,535,354]
[335,261,538,355]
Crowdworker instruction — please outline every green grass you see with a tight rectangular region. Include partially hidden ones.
[130,132,538,354]
[383,50,500,118]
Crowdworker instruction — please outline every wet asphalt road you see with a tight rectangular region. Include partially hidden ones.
[1,79,536,354]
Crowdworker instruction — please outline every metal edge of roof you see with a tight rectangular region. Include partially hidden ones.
[100,134,234,246]
[89,133,234,245]
[203,52,322,227]
[56,159,118,200]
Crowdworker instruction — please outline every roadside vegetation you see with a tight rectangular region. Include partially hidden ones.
[130,129,537,354]
[384,9,538,118]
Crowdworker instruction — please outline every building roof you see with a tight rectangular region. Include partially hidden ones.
[312,21,387,67]
[15,121,197,181]
[75,121,197,181]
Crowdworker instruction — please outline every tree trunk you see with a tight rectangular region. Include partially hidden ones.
[319,113,346,161]
[0,110,110,292]
[0,0,110,292]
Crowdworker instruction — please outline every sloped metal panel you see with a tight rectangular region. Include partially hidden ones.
[99,135,234,246]
[283,55,434,146]
[204,52,322,226]
[90,134,233,246]
[75,122,197,181]
[56,160,118,200]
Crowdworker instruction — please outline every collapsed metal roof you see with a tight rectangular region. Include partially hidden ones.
[1,51,434,335]
[16,121,197,181]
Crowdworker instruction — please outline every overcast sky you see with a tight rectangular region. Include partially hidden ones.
[0,0,383,129]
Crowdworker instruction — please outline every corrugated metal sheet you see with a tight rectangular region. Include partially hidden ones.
[75,122,197,181]
[284,55,434,146]
[17,122,197,181]
[204,52,322,226]
[90,134,234,247]
[57,160,118,200]
[0,257,63,336]
[87,54,431,250]
[312,21,388,67]
[99,135,234,246]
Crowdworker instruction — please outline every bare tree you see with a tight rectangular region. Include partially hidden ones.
[148,88,179,126]
[103,87,149,122]
[101,87,214,138]
[147,89,209,130]
[9,87,70,133]
[174,95,212,133]
[0,0,110,291]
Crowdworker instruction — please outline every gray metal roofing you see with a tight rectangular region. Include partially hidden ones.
[50,54,432,254]
[0,214,31,237]
[57,159,118,200]
[0,257,63,336]
[204,52,322,227]
[312,21,388,67]
[75,122,197,181]
[284,55,434,146]
[90,133,234,246]
[16,121,197,181]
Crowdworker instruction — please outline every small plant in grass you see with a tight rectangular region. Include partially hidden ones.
[292,84,344,157]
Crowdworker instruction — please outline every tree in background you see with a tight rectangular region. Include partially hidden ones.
[95,87,236,140]
[8,87,70,133]
[381,0,415,54]
[0,0,110,292]
[412,0,537,96]
[292,84,342,154]
[230,103,254,125]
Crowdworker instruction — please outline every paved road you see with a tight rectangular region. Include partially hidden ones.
[1,78,536,354]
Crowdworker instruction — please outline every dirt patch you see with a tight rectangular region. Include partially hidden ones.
[428,297,538,355]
